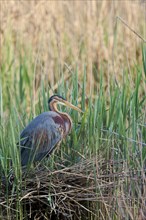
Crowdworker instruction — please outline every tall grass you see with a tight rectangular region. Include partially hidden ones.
[0,40,146,219]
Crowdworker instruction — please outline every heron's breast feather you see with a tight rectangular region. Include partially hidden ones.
[52,116,65,131]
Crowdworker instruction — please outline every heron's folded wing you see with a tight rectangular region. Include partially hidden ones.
[19,119,63,166]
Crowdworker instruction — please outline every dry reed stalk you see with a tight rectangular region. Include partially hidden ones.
[0,157,145,219]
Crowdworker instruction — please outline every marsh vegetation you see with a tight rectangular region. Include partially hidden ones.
[0,1,146,219]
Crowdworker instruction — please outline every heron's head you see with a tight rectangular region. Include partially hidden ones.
[48,95,83,113]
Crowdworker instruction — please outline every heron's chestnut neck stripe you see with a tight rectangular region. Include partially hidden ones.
[61,113,72,136]
[49,101,72,136]
[52,114,72,136]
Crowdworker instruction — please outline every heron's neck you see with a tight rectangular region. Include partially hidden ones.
[49,102,72,136]
[61,113,72,136]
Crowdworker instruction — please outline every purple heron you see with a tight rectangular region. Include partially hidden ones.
[20,95,83,166]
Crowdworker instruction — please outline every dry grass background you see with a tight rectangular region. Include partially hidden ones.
[1,1,146,90]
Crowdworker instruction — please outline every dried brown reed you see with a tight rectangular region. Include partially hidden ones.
[0,157,145,219]
[1,1,146,90]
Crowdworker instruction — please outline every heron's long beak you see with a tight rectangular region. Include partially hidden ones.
[59,100,83,113]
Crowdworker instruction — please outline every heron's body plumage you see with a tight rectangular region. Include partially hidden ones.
[20,112,66,166]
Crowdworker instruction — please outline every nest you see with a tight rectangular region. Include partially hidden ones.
[0,157,145,220]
